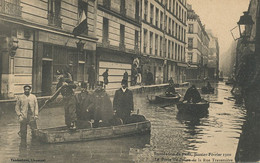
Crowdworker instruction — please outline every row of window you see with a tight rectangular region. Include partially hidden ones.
[143,29,185,62]
[102,18,139,49]
[144,2,186,42]
[154,0,187,22]
[102,0,140,21]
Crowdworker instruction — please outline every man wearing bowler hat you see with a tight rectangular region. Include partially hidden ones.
[113,79,134,123]
[15,85,38,139]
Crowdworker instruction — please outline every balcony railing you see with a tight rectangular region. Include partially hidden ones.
[144,14,147,22]
[144,45,147,53]
[134,45,139,54]
[48,13,62,27]
[120,8,126,16]
[102,39,110,48]
[119,42,125,51]
[0,0,21,17]
[104,0,111,9]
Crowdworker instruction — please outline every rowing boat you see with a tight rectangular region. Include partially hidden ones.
[147,93,181,104]
[177,100,209,114]
[201,87,214,94]
[35,116,151,144]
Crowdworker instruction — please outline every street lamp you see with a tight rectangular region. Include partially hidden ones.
[237,11,254,41]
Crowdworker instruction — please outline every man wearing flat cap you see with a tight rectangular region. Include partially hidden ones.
[113,79,134,123]
[15,85,38,140]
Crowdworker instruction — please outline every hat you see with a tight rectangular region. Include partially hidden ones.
[23,85,32,89]
[121,79,128,85]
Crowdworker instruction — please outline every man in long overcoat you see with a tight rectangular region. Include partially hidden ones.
[91,81,114,127]
[113,79,134,123]
[87,65,96,90]
[75,82,93,129]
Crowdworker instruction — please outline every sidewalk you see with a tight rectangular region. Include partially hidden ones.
[0,82,189,115]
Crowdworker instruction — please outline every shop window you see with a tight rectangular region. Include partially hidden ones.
[43,44,53,59]
[48,0,62,27]
[78,63,85,81]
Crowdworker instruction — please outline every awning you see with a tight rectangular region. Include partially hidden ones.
[189,65,198,68]
[177,63,188,67]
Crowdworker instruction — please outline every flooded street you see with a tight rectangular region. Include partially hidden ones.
[0,82,247,163]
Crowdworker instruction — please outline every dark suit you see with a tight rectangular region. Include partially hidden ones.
[113,88,134,123]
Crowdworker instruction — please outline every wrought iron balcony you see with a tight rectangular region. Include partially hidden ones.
[0,0,21,17]
[102,39,110,48]
[119,42,125,51]
[48,13,62,27]
[120,8,126,16]
[134,45,139,54]
[104,0,111,9]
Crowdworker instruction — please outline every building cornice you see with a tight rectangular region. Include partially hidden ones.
[98,5,141,27]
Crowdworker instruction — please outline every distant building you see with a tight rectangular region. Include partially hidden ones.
[95,0,141,89]
[207,30,219,80]
[141,0,188,84]
[185,4,210,81]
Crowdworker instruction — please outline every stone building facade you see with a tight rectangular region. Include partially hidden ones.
[185,4,210,81]
[0,0,97,98]
[141,0,188,84]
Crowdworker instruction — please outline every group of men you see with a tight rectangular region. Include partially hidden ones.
[15,72,134,139]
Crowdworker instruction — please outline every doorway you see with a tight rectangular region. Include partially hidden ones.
[42,60,52,96]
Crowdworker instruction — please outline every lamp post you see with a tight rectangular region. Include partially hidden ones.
[237,11,254,43]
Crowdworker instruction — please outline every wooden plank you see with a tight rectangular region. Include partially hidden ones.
[36,121,151,143]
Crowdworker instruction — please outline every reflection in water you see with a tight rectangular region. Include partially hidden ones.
[16,134,151,163]
[176,111,209,136]
[0,82,249,162]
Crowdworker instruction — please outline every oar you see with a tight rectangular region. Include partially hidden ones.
[39,86,64,112]
[209,101,223,104]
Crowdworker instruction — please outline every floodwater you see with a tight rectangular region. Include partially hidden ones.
[0,82,248,163]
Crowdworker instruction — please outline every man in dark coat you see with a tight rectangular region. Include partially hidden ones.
[47,68,77,129]
[75,82,93,129]
[113,79,134,123]
[184,85,201,103]
[87,65,96,90]
[165,82,176,97]
[102,69,109,89]
[90,81,114,128]
[146,70,154,85]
